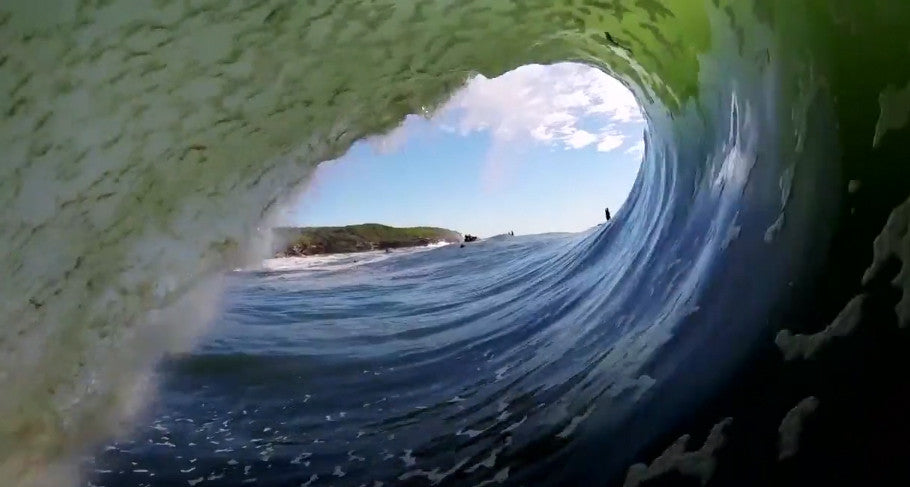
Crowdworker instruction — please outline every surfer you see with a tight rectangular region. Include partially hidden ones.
[605,207,612,221]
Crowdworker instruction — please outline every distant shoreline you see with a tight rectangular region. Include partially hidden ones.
[272,223,463,257]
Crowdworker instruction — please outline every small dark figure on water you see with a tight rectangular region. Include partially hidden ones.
[509,231,514,236]
[605,207,612,221]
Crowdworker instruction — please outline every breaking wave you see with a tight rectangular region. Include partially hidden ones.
[2,1,910,486]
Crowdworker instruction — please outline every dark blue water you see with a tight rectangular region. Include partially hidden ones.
[90,231,673,486]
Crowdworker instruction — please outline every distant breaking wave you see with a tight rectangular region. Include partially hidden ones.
[260,242,452,272]
[2,1,910,486]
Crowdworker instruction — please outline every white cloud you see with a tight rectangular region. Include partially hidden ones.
[565,130,598,149]
[361,63,646,192]
[624,139,646,157]
[437,63,644,153]
[368,121,411,154]
[596,127,626,153]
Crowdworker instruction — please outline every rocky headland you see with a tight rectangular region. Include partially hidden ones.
[273,223,463,256]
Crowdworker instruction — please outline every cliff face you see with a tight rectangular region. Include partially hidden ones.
[273,224,463,256]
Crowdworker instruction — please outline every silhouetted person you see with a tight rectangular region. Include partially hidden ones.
[605,207,612,221]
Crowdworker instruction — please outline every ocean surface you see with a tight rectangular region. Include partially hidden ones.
[3,1,910,486]
[90,236,633,486]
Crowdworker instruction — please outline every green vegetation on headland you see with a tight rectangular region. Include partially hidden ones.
[273,223,464,256]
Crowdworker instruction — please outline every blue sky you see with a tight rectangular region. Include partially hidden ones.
[286,63,646,237]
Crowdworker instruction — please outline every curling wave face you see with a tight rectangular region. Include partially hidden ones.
[2,1,910,486]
